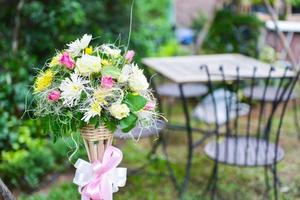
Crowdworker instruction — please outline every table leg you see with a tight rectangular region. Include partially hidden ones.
[178,83,194,198]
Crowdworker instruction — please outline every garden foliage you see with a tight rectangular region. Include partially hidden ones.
[202,9,263,57]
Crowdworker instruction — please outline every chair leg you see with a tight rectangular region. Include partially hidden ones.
[166,98,175,123]
[263,166,270,200]
[272,165,279,200]
[161,131,180,191]
[206,161,219,200]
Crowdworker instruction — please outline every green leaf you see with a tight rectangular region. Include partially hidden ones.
[101,66,121,79]
[125,93,147,112]
[120,113,138,132]
[101,114,118,132]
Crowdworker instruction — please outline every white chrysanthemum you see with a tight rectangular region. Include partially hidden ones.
[81,101,102,122]
[110,104,130,120]
[101,44,121,58]
[59,73,89,107]
[118,64,132,83]
[128,64,149,92]
[75,54,102,76]
[67,34,92,56]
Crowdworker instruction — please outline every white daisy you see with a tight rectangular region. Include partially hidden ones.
[81,101,102,122]
[118,64,132,83]
[101,44,121,58]
[67,34,92,56]
[128,64,149,92]
[59,73,89,107]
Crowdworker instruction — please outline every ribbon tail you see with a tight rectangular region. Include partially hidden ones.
[101,175,113,200]
[110,167,127,193]
[81,187,91,200]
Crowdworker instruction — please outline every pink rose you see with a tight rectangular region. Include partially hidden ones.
[48,90,61,101]
[125,50,135,62]
[101,76,114,89]
[144,101,155,110]
[59,52,75,69]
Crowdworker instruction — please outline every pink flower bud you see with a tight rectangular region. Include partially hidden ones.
[48,90,61,102]
[101,76,114,89]
[144,101,155,110]
[59,52,75,69]
[125,50,135,62]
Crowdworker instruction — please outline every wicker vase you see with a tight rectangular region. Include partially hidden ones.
[80,125,113,163]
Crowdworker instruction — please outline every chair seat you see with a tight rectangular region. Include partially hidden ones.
[157,83,207,98]
[114,120,166,140]
[243,86,298,102]
[193,89,250,125]
[204,137,284,166]
[193,102,249,125]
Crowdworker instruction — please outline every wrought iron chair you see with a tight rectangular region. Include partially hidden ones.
[243,85,300,139]
[202,65,298,200]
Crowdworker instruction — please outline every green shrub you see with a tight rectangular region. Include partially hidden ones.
[259,45,277,63]
[202,9,263,57]
[19,183,79,200]
[157,40,191,57]
[0,135,78,190]
[0,139,54,189]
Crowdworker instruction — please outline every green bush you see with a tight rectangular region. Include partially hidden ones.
[287,0,300,6]
[19,183,79,200]
[0,137,80,190]
[0,139,54,189]
[157,39,191,57]
[0,128,76,190]
[202,9,263,57]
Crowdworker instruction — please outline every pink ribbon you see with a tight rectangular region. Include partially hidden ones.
[80,146,123,200]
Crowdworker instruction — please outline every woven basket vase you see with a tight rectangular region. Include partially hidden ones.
[80,125,113,163]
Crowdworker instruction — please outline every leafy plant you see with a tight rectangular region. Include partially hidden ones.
[202,9,263,57]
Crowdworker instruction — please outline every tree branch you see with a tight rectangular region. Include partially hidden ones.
[0,178,16,200]
[263,0,299,70]
[12,0,25,54]
[194,0,225,54]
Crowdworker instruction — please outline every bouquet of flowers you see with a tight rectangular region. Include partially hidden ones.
[33,34,158,135]
[32,34,160,200]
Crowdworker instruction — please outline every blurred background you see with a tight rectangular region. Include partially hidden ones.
[1,0,300,199]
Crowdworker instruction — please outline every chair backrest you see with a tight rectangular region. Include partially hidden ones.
[202,65,299,166]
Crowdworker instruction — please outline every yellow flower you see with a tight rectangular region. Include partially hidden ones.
[82,101,102,122]
[101,59,111,67]
[93,88,110,105]
[34,70,54,92]
[85,46,93,55]
[90,101,102,113]
[49,54,62,67]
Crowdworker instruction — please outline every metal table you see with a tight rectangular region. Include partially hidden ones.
[142,53,294,197]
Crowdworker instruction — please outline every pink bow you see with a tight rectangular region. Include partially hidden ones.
[80,146,123,200]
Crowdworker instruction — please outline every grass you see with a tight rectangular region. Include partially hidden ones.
[19,99,300,200]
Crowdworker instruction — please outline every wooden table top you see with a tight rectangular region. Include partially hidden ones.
[142,54,294,83]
